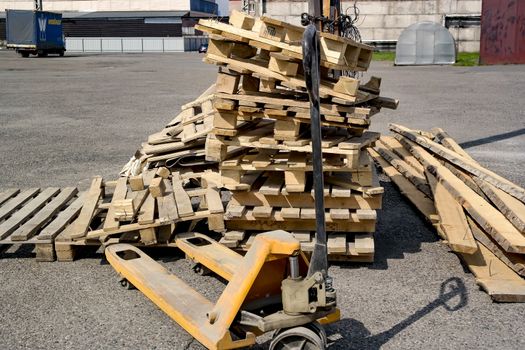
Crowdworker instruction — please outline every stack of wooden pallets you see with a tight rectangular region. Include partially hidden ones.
[123,11,398,262]
[0,13,397,263]
[370,124,525,302]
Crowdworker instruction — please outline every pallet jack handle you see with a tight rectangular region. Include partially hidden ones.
[302,24,329,279]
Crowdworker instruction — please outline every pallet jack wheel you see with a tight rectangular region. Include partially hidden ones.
[269,324,326,350]
[192,263,211,276]
[119,278,135,290]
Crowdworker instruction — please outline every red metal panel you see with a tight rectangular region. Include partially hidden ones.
[480,0,525,64]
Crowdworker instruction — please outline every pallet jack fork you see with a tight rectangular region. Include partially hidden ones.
[105,24,339,349]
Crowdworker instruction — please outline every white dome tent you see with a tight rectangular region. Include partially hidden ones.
[395,21,456,65]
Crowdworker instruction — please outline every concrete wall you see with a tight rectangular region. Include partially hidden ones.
[0,0,192,12]
[262,0,482,52]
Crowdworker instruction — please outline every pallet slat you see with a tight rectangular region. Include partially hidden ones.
[11,187,78,241]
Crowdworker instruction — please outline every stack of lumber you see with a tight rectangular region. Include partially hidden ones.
[123,11,398,262]
[370,123,525,302]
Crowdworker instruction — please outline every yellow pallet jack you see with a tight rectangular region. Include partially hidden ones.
[105,24,339,349]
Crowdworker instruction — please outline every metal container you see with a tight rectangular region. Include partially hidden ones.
[480,0,525,65]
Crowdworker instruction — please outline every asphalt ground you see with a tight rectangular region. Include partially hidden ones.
[0,51,524,350]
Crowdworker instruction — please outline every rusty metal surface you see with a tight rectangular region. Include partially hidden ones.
[480,0,525,64]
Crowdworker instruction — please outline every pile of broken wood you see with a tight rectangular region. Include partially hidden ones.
[121,10,398,262]
[370,124,525,302]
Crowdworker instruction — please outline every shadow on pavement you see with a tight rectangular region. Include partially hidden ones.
[325,277,468,349]
[460,128,525,149]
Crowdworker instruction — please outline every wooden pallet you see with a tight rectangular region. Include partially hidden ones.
[221,230,374,262]
[228,175,383,209]
[207,125,379,161]
[197,11,374,72]
[54,171,225,261]
[0,187,82,261]
[219,151,375,192]
[224,203,377,232]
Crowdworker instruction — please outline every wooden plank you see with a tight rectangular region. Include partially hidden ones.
[399,136,525,254]
[354,233,375,254]
[37,192,86,241]
[355,209,377,220]
[0,187,60,240]
[375,140,431,198]
[114,199,135,221]
[432,128,474,160]
[281,207,301,219]
[138,194,156,225]
[426,172,478,254]
[390,123,525,202]
[468,216,525,277]
[224,230,245,241]
[291,231,311,242]
[259,173,284,196]
[300,208,316,219]
[206,187,224,214]
[459,243,525,302]
[149,177,166,198]
[157,179,179,224]
[0,189,20,207]
[172,173,194,218]
[434,132,525,234]
[11,187,78,241]
[68,177,103,239]
[252,206,273,218]
[328,234,347,254]
[476,178,525,233]
[379,136,425,174]
[368,148,437,222]
[103,177,128,233]
[139,227,157,246]
[0,188,40,222]
[329,209,350,220]
[225,204,246,219]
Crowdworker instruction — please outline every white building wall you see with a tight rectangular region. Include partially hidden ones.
[262,0,482,52]
[0,0,192,12]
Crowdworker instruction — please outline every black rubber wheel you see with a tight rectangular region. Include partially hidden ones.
[20,52,29,58]
[59,50,65,57]
[119,278,135,290]
[269,326,325,350]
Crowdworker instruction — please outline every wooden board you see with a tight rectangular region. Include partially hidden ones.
[38,192,86,241]
[399,136,525,254]
[0,188,40,222]
[0,187,60,240]
[426,172,477,254]
[368,148,437,222]
[459,243,525,302]
[172,173,194,218]
[69,177,103,239]
[468,216,525,277]
[390,124,525,203]
[103,177,129,233]
[10,188,78,241]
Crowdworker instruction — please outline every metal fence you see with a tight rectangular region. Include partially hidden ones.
[65,36,208,53]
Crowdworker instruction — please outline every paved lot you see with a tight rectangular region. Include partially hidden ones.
[0,51,524,350]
